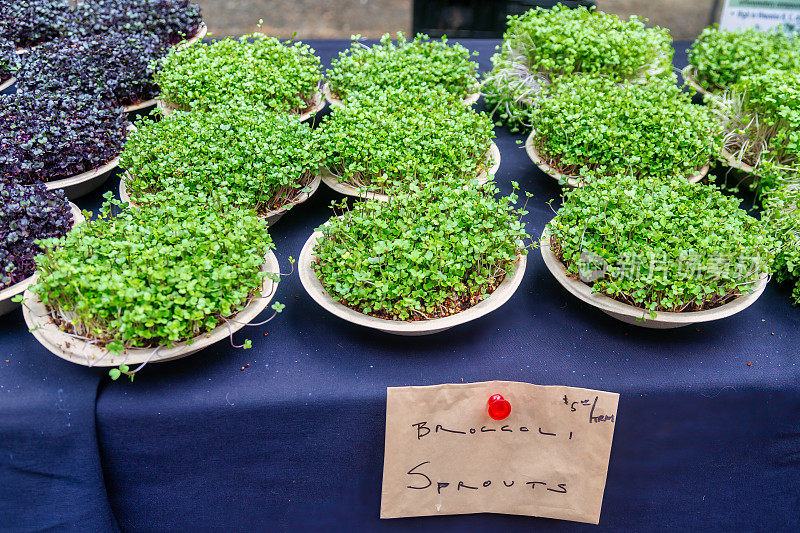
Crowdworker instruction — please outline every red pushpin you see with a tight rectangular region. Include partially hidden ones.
[487,394,511,420]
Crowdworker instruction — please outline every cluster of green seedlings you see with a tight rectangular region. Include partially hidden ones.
[314,34,531,320]
[684,26,800,308]
[27,15,800,368]
[715,69,800,173]
[24,29,499,377]
[761,167,800,303]
[312,181,531,320]
[317,87,494,196]
[126,30,333,218]
[484,5,673,132]
[687,26,800,192]
[506,18,799,316]
[155,33,323,113]
[121,104,321,215]
[326,33,479,102]
[29,193,284,381]
[687,26,800,93]
[548,174,772,315]
[24,34,324,379]
[529,76,720,184]
[29,31,333,380]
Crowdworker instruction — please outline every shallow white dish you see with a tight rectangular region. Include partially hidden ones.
[319,141,501,202]
[43,157,119,199]
[540,225,769,329]
[22,250,279,367]
[124,98,157,113]
[298,228,527,335]
[0,76,14,91]
[261,174,322,226]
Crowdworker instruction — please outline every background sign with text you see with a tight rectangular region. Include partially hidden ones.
[721,0,800,31]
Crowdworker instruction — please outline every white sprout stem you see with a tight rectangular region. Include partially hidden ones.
[244,310,280,327]
[131,346,163,374]
[249,271,279,301]
[81,339,98,366]
[219,315,246,348]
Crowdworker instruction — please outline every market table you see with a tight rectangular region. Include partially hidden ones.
[1,40,799,532]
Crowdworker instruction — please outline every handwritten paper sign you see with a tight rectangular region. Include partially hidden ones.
[380,381,619,524]
[720,0,800,31]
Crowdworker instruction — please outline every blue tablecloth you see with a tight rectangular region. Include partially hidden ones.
[1,40,799,532]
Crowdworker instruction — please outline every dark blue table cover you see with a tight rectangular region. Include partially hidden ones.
[1,40,799,532]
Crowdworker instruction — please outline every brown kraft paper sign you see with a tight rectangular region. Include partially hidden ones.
[380,380,619,524]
